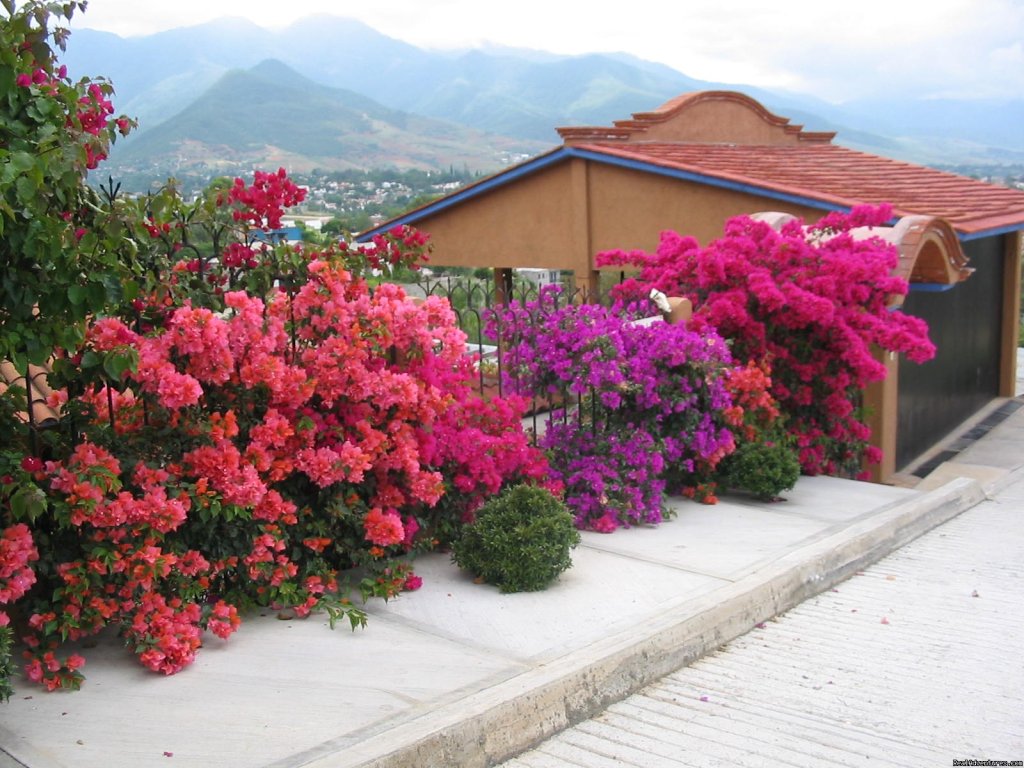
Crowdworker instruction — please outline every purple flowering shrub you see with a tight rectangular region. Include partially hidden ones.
[487,291,736,531]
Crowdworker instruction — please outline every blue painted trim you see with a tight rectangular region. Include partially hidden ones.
[959,223,1024,241]
[250,226,302,243]
[564,147,852,215]
[908,282,956,293]
[356,148,569,240]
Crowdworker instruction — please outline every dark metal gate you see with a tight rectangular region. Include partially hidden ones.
[896,235,1006,468]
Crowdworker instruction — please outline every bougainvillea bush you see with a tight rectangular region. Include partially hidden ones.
[488,290,737,530]
[6,250,546,693]
[713,361,800,501]
[598,206,936,477]
[3,214,547,694]
[0,2,547,696]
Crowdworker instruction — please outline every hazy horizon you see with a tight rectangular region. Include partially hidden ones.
[65,0,1024,105]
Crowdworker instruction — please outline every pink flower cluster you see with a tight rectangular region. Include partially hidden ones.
[124,593,203,675]
[364,508,404,546]
[0,524,38,627]
[224,168,307,230]
[11,230,547,690]
[598,205,936,475]
[16,61,122,169]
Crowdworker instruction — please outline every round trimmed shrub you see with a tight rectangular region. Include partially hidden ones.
[451,485,580,593]
[718,441,800,501]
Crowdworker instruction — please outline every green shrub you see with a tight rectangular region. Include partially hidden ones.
[451,485,580,593]
[718,441,801,501]
[0,625,12,703]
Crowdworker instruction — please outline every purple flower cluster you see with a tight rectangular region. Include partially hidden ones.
[488,289,736,530]
[544,423,665,531]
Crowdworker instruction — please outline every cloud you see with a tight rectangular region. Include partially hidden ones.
[66,0,1024,102]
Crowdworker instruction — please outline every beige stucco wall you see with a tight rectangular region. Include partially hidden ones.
[418,157,828,275]
[585,163,825,256]
[405,160,581,271]
[628,99,802,145]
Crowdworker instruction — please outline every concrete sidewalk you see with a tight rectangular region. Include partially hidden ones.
[1,402,1022,768]
[499,474,1024,767]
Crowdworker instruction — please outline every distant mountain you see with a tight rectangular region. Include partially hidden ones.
[63,15,1024,174]
[385,50,718,141]
[63,18,277,132]
[112,60,543,175]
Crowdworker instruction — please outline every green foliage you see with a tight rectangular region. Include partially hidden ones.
[0,625,12,702]
[717,440,801,501]
[451,485,580,593]
[0,0,136,369]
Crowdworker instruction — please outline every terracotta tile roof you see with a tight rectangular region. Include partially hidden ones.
[573,141,1024,236]
[0,359,61,430]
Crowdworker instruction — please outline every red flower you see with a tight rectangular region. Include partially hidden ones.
[403,574,423,592]
[363,508,404,547]
[20,456,44,473]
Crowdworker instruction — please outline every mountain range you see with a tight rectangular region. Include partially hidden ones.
[62,15,1024,181]
[111,59,538,176]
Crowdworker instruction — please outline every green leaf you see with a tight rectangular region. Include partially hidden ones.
[86,281,106,310]
[10,484,47,522]
[15,174,36,203]
[121,279,140,302]
[80,349,100,370]
[67,283,86,305]
[102,348,137,380]
[7,151,34,173]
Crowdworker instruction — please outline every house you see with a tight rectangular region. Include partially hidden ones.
[249,226,303,245]
[515,268,562,288]
[358,91,1024,482]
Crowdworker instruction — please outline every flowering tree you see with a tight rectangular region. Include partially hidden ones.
[0,0,135,370]
[1,0,135,700]
[598,206,936,476]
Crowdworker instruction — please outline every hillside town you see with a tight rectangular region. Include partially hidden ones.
[119,162,1024,239]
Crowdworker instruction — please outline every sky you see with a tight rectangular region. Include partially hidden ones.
[67,0,1024,103]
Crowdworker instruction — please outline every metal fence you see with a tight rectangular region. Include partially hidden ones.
[411,272,617,439]
[4,269,618,458]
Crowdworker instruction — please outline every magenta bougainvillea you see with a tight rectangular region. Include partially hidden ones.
[488,291,736,530]
[598,205,935,476]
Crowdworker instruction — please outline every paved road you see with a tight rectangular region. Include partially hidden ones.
[499,492,1024,767]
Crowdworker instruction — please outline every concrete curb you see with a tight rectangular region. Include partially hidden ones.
[980,462,1024,497]
[299,476,986,768]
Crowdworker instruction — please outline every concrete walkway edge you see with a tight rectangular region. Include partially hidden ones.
[308,476,988,768]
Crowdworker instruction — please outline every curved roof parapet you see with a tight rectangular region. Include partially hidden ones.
[557,90,837,146]
[749,211,973,307]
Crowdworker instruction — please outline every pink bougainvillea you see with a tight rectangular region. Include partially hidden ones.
[598,205,935,476]
[7,226,547,692]
[0,524,38,627]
